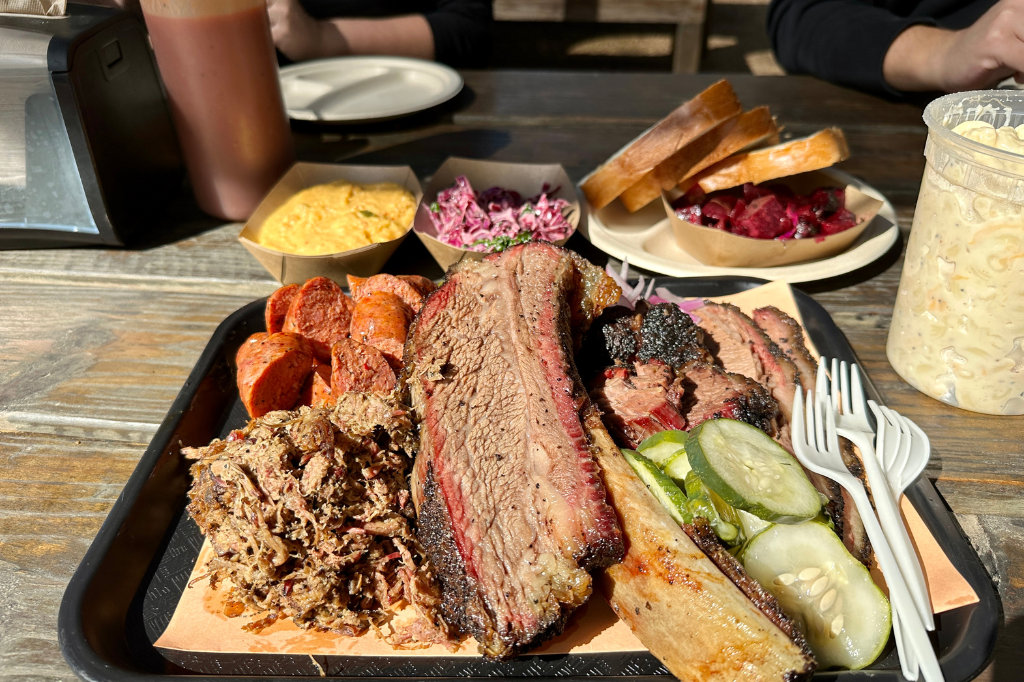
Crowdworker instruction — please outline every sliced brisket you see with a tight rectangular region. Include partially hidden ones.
[593,300,713,370]
[406,243,624,659]
[590,360,778,448]
[677,361,778,434]
[750,305,872,566]
[697,301,802,422]
[590,363,688,448]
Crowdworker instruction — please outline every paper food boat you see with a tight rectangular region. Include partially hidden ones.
[664,170,883,269]
[239,163,422,285]
[413,158,582,271]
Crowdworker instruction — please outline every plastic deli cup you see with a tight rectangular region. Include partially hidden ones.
[141,0,295,222]
[887,91,1024,415]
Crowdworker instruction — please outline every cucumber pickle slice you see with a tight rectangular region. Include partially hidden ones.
[741,521,891,670]
[622,449,692,526]
[662,448,692,483]
[636,430,688,466]
[684,471,741,545]
[685,419,821,523]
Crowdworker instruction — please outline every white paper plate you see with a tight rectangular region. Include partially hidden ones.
[579,169,899,283]
[279,56,463,123]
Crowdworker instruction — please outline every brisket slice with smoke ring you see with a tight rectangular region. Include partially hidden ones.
[406,243,624,659]
[590,360,778,448]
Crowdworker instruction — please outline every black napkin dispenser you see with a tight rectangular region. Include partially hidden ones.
[0,4,183,248]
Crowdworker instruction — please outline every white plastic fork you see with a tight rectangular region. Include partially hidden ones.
[792,387,944,682]
[870,401,931,501]
[819,358,935,633]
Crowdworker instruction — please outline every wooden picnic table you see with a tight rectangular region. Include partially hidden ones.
[0,71,1019,681]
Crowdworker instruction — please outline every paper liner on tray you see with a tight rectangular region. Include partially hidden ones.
[154,281,978,659]
[664,170,884,268]
[239,163,423,285]
[413,158,581,271]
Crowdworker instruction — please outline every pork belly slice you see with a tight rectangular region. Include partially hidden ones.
[587,411,815,682]
[406,243,624,659]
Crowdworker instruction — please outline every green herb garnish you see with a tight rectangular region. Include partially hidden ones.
[520,204,534,215]
[471,231,533,253]
[430,202,440,213]
[358,209,376,218]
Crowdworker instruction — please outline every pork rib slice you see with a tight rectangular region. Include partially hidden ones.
[407,243,624,659]
[751,305,872,565]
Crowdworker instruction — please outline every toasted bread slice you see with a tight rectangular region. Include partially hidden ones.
[580,80,742,210]
[689,128,850,194]
[620,107,778,212]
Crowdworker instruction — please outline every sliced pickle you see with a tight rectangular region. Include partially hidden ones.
[741,521,892,670]
[636,430,688,466]
[622,448,692,526]
[686,419,821,523]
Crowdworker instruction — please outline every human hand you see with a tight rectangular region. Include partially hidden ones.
[884,0,1024,92]
[937,0,1024,90]
[267,0,329,62]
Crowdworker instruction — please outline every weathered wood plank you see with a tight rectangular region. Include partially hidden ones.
[0,281,260,441]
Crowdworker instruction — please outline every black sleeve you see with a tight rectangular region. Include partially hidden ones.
[424,0,493,68]
[766,0,937,98]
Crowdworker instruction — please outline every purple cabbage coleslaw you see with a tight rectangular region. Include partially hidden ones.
[427,175,573,252]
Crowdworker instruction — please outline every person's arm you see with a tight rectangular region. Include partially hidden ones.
[267,0,491,66]
[767,0,938,97]
[883,0,1024,91]
[268,0,434,62]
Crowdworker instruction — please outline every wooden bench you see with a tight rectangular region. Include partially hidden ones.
[493,0,706,73]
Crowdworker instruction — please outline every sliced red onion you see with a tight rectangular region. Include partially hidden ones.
[654,286,704,323]
[606,259,647,308]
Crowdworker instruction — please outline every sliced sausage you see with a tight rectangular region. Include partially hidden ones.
[283,276,355,361]
[236,332,313,418]
[350,273,424,311]
[298,358,334,408]
[350,290,412,371]
[264,283,300,334]
[330,339,396,394]
[398,274,437,296]
[346,274,368,298]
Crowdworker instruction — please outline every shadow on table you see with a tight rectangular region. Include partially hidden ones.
[796,228,905,296]
[121,87,483,251]
[988,614,1024,681]
[343,128,514,180]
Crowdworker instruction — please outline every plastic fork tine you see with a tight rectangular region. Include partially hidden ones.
[824,398,842,455]
[829,357,841,412]
[881,405,902,472]
[840,360,852,415]
[851,364,867,418]
[793,386,806,447]
[868,400,888,468]
[817,356,830,407]
[893,412,914,479]
[812,389,826,453]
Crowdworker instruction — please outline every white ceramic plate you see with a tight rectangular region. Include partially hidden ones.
[578,169,899,283]
[279,56,463,123]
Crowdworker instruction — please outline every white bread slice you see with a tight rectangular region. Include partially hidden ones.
[580,80,742,210]
[620,106,778,212]
[689,128,850,194]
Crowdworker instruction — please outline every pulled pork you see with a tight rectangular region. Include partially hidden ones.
[182,393,455,649]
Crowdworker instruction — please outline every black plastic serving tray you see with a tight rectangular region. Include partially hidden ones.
[59,277,1000,682]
